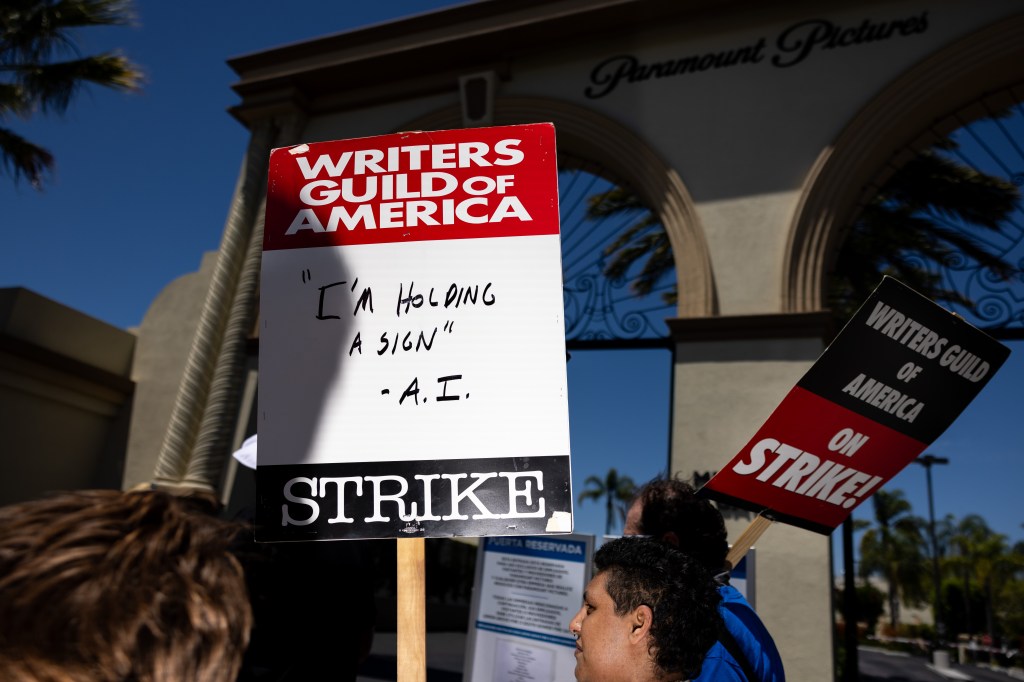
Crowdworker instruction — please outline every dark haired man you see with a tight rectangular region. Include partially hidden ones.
[568,536,723,682]
[625,478,785,682]
[0,489,252,682]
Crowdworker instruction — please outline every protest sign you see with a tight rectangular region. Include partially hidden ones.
[256,124,572,541]
[463,535,592,682]
[702,277,1011,534]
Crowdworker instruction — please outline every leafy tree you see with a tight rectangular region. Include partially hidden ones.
[835,581,886,636]
[946,515,989,635]
[934,513,958,560]
[1,0,141,188]
[858,489,928,628]
[856,582,887,635]
[577,467,636,535]
[975,535,1014,644]
[941,580,985,637]
[997,555,1024,647]
[945,514,1022,644]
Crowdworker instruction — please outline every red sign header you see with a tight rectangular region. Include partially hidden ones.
[264,124,559,251]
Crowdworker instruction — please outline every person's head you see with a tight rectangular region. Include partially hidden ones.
[568,537,722,682]
[0,489,252,682]
[624,477,729,574]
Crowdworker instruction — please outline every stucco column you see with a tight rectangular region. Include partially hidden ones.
[668,311,835,682]
[151,113,304,493]
[183,113,307,492]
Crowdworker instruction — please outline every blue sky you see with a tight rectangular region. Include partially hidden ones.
[2,0,1020,563]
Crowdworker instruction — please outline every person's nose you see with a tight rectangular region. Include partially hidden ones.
[568,605,584,636]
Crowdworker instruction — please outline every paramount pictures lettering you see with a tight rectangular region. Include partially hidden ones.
[584,11,929,98]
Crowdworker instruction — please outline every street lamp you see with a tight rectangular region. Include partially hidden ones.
[914,454,949,643]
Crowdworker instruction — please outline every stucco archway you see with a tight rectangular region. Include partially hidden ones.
[400,97,718,318]
[785,14,1024,313]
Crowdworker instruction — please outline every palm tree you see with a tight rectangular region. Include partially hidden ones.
[826,147,1019,323]
[587,186,676,305]
[1,0,141,188]
[577,468,636,535]
[858,489,928,630]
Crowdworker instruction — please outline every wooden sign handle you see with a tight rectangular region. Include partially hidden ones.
[397,537,426,682]
[726,514,773,569]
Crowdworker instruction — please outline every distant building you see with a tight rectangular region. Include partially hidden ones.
[0,288,134,504]
[835,574,934,636]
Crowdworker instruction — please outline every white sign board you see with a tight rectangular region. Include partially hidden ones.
[256,124,572,540]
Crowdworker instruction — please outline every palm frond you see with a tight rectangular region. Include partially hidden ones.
[17,52,139,113]
[0,0,140,189]
[0,124,52,186]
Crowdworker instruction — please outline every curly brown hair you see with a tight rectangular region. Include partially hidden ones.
[0,489,252,682]
[595,536,722,680]
[633,477,729,574]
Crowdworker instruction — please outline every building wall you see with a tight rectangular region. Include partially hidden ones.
[487,0,1019,314]
[0,288,135,504]
[672,330,832,677]
[122,252,217,489]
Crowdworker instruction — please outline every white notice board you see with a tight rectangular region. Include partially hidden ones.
[464,535,593,682]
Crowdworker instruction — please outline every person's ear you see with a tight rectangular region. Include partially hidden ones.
[662,531,679,547]
[629,604,654,643]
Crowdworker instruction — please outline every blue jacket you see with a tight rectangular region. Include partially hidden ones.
[695,584,785,682]
[694,640,746,681]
